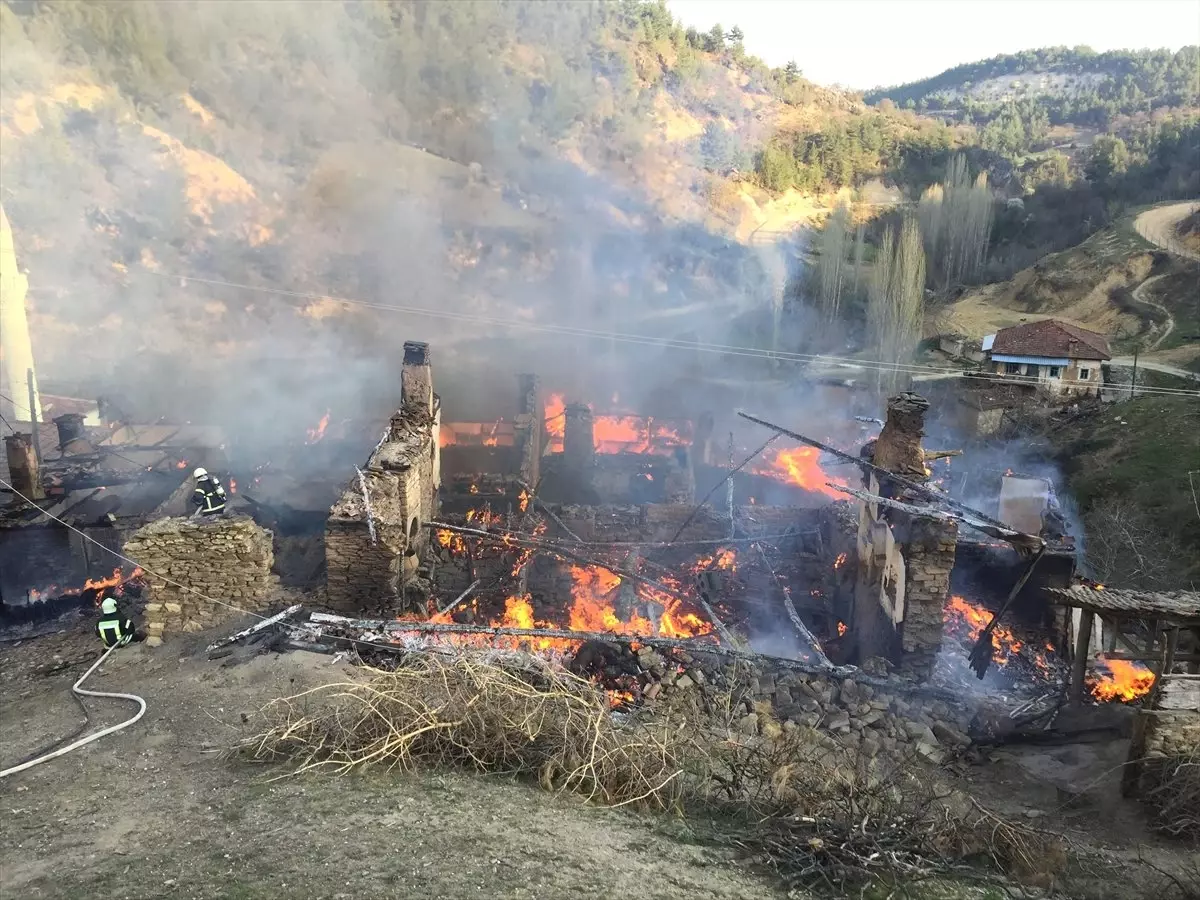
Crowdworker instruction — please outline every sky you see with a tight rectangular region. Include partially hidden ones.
[668,0,1200,88]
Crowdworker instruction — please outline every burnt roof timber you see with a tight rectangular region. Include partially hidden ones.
[1045,586,1200,626]
[737,410,1031,542]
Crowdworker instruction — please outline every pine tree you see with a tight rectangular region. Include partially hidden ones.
[728,25,743,44]
[784,60,799,83]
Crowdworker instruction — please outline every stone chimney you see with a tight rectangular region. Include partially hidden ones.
[0,203,42,425]
[563,402,595,473]
[872,392,930,487]
[401,341,433,417]
[4,433,44,500]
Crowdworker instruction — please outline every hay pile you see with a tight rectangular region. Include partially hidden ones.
[236,652,688,809]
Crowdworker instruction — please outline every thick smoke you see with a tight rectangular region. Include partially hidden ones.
[0,0,797,476]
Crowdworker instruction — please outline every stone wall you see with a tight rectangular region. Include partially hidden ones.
[326,403,439,614]
[1124,676,1200,828]
[894,512,958,679]
[123,515,276,646]
[851,392,958,681]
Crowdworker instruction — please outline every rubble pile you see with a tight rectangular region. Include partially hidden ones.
[124,515,276,646]
[603,645,975,763]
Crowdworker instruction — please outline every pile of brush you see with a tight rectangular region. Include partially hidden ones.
[235,651,688,809]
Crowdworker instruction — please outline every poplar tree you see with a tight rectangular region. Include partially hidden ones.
[918,154,993,290]
[867,216,926,391]
[815,202,850,323]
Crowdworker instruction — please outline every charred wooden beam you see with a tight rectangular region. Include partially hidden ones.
[296,615,964,702]
[437,580,480,617]
[751,540,832,666]
[206,604,301,654]
[427,521,690,603]
[737,411,1017,535]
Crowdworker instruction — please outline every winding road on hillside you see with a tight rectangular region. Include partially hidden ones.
[1133,200,1200,262]
[1108,202,1200,382]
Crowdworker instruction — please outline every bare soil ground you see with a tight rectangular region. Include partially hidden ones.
[0,626,780,900]
[2,620,1195,900]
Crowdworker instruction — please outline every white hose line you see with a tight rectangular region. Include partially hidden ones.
[0,643,147,779]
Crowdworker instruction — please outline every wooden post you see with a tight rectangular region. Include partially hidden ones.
[1149,627,1180,709]
[1069,608,1094,706]
[26,368,41,464]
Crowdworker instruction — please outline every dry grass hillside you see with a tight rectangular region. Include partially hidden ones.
[936,213,1200,368]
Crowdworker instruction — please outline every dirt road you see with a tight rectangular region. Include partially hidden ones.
[1109,356,1200,381]
[1133,201,1200,262]
[0,631,781,900]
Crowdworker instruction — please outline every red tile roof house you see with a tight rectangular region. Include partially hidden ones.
[982,320,1112,398]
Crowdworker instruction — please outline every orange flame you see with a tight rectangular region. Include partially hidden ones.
[1089,656,1155,702]
[228,477,238,494]
[543,393,685,455]
[306,410,331,444]
[944,594,1052,670]
[837,621,848,636]
[833,552,848,570]
[518,489,529,513]
[176,460,188,470]
[751,446,846,498]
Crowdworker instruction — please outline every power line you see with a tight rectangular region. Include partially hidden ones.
[0,477,269,622]
[142,268,1200,398]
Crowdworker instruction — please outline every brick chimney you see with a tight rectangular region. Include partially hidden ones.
[4,432,44,500]
[401,341,433,416]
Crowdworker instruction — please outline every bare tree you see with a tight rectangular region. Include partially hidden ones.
[814,202,850,323]
[867,215,925,392]
[918,155,993,291]
[1083,496,1189,590]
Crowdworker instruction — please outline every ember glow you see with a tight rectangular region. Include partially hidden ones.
[1089,656,1155,702]
[751,446,846,498]
[837,621,848,636]
[306,410,331,444]
[175,459,188,470]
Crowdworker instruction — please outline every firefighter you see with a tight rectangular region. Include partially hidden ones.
[96,596,142,649]
[191,467,228,518]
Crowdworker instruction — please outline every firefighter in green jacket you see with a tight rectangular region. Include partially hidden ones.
[97,597,143,648]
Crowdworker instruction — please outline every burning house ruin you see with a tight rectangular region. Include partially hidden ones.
[0,411,230,620]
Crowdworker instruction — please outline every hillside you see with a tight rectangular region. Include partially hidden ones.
[1048,394,1200,589]
[938,205,1200,371]
[0,1,814,421]
[866,46,1200,126]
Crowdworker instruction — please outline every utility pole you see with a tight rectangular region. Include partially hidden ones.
[26,367,41,464]
[1128,345,1139,399]
[726,432,735,538]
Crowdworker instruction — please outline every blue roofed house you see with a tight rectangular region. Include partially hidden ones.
[983,320,1111,399]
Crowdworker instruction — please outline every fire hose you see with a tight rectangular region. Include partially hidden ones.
[0,643,147,779]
